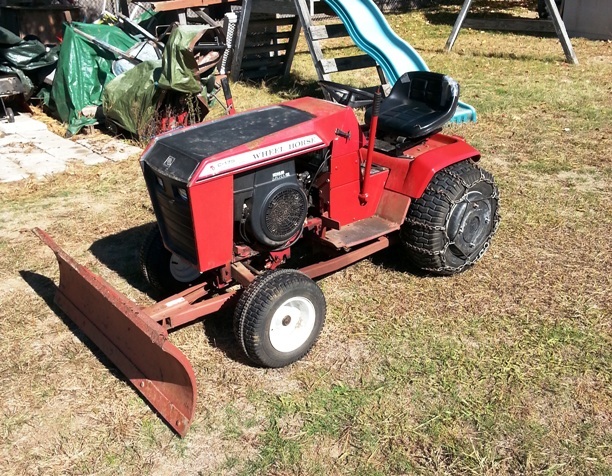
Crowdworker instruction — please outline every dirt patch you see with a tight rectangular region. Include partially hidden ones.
[76,135,142,162]
[0,277,31,296]
[587,55,612,65]
[557,169,610,193]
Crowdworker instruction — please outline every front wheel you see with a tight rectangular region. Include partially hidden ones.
[401,159,500,275]
[139,225,202,298]
[233,269,326,368]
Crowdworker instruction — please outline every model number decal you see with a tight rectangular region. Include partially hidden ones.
[272,170,289,181]
[199,134,324,179]
[163,155,176,168]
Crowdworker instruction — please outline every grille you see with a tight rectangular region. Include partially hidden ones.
[264,188,306,241]
[143,164,197,263]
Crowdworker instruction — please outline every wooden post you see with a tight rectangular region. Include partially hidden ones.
[283,16,302,78]
[230,0,253,81]
[118,0,130,16]
[445,0,472,52]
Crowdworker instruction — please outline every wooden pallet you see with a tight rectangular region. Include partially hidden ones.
[230,0,387,88]
[230,0,302,80]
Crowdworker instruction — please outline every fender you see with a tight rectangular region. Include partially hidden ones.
[403,135,481,199]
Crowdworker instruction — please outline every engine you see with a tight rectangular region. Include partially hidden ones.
[233,161,306,248]
[232,150,328,249]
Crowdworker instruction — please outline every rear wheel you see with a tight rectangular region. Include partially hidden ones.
[401,159,499,275]
[140,225,201,297]
[233,269,326,368]
[6,107,14,123]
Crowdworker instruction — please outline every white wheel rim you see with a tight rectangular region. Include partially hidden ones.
[169,253,201,283]
[269,296,316,353]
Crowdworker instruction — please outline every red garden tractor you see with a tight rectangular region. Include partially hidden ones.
[35,71,499,436]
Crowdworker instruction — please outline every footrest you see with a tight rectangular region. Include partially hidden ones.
[324,215,399,249]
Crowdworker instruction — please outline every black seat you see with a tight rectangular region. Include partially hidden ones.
[366,71,459,140]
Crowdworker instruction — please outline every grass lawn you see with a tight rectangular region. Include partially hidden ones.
[1,4,610,475]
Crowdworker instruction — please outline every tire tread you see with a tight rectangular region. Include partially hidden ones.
[234,269,326,367]
[401,159,499,275]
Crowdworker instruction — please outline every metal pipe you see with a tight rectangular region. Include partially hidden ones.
[445,0,473,52]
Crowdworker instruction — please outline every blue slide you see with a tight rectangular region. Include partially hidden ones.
[323,0,477,123]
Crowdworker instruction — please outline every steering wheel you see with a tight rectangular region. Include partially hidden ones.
[318,80,376,108]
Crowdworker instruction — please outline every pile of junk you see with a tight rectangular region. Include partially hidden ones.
[0,7,236,137]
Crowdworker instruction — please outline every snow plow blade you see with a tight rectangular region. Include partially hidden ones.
[33,228,196,437]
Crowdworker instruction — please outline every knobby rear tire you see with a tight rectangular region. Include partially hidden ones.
[401,159,500,275]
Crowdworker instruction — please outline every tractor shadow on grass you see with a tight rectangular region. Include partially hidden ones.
[79,225,431,367]
[196,246,433,368]
[89,222,156,297]
[87,224,256,366]
[368,243,431,277]
[199,307,254,366]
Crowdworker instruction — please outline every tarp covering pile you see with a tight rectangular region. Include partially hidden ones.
[0,27,58,99]
[102,26,208,137]
[50,22,137,135]
[2,18,216,137]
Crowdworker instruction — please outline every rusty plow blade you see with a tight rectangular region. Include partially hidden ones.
[33,228,196,437]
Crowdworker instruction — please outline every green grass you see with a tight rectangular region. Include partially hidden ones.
[235,308,610,474]
[1,3,611,475]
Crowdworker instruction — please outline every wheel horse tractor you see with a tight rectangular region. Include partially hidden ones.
[35,71,499,436]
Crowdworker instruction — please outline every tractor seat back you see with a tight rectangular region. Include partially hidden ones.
[366,71,459,141]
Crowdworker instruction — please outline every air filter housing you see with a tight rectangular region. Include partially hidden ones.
[234,161,307,248]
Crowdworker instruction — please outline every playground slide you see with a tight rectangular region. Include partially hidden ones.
[323,0,477,123]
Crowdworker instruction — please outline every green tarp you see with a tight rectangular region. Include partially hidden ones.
[45,22,211,136]
[0,27,58,99]
[157,26,205,94]
[103,25,209,137]
[50,22,137,135]
[102,59,161,137]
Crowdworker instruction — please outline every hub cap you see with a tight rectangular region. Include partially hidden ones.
[448,190,494,259]
[169,254,201,283]
[269,297,316,353]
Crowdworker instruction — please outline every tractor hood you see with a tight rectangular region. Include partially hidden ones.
[141,97,354,185]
